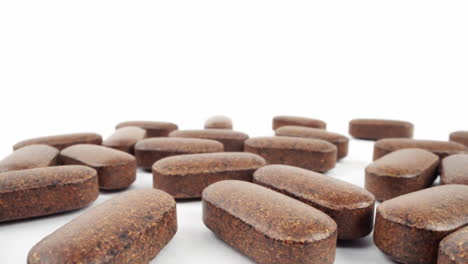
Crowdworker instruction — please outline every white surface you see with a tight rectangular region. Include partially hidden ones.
[0,0,467,263]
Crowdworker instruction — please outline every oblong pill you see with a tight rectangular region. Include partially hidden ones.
[27,189,177,264]
[0,165,98,223]
[103,126,147,154]
[153,152,265,199]
[438,226,468,264]
[135,137,224,169]
[0,144,59,173]
[349,119,414,140]
[116,120,178,137]
[13,132,102,150]
[253,165,375,240]
[60,144,136,190]
[374,185,468,264]
[204,115,233,129]
[450,131,468,147]
[275,125,349,159]
[273,115,326,130]
[202,180,337,264]
[169,129,249,152]
[441,154,468,185]
[366,148,440,201]
[373,138,467,160]
[244,136,337,172]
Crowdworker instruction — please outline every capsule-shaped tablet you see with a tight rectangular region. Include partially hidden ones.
[169,129,248,152]
[373,138,467,160]
[450,131,468,147]
[438,226,468,264]
[103,126,146,154]
[374,185,468,264]
[244,136,337,172]
[60,144,136,190]
[275,126,349,159]
[273,115,326,130]
[253,165,375,240]
[0,166,98,222]
[204,115,233,129]
[441,154,468,185]
[153,152,265,199]
[116,120,178,137]
[349,119,414,140]
[203,180,337,264]
[366,148,440,201]
[135,138,224,169]
[0,144,59,173]
[13,132,102,150]
[28,189,177,264]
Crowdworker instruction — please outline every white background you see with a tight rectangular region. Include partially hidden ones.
[0,0,467,263]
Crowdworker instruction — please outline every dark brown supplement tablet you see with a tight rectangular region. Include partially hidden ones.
[102,126,146,154]
[0,144,59,173]
[366,148,440,201]
[28,189,177,264]
[0,166,98,223]
[349,119,414,140]
[275,125,349,159]
[244,136,337,172]
[272,115,326,130]
[374,185,468,264]
[153,152,265,199]
[202,180,337,264]
[438,226,468,264]
[116,120,178,137]
[204,115,233,129]
[135,137,224,169]
[13,132,102,150]
[373,138,467,160]
[441,154,468,185]
[450,131,468,147]
[60,144,136,190]
[169,129,248,152]
[253,165,375,240]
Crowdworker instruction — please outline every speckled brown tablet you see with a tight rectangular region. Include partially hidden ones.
[0,166,98,222]
[441,154,468,185]
[202,180,337,264]
[374,185,468,264]
[28,189,177,264]
[366,148,440,201]
[204,115,233,129]
[60,144,136,190]
[135,137,224,169]
[13,133,102,150]
[275,125,349,159]
[0,144,59,173]
[169,129,248,152]
[272,115,326,130]
[373,138,467,160]
[153,152,265,199]
[450,131,468,147]
[244,136,337,172]
[349,119,414,140]
[103,126,146,154]
[253,165,374,240]
[116,121,178,137]
[438,226,468,264]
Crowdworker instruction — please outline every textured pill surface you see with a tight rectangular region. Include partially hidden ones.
[244,136,337,172]
[115,121,178,137]
[441,154,468,185]
[135,137,224,169]
[103,126,146,154]
[0,165,98,222]
[374,185,468,264]
[450,131,468,147]
[275,125,349,159]
[349,119,414,140]
[60,144,136,190]
[272,115,326,130]
[366,148,440,201]
[13,132,102,150]
[438,226,468,264]
[0,144,59,173]
[253,165,375,240]
[204,115,233,129]
[27,189,177,264]
[202,180,337,264]
[169,129,248,152]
